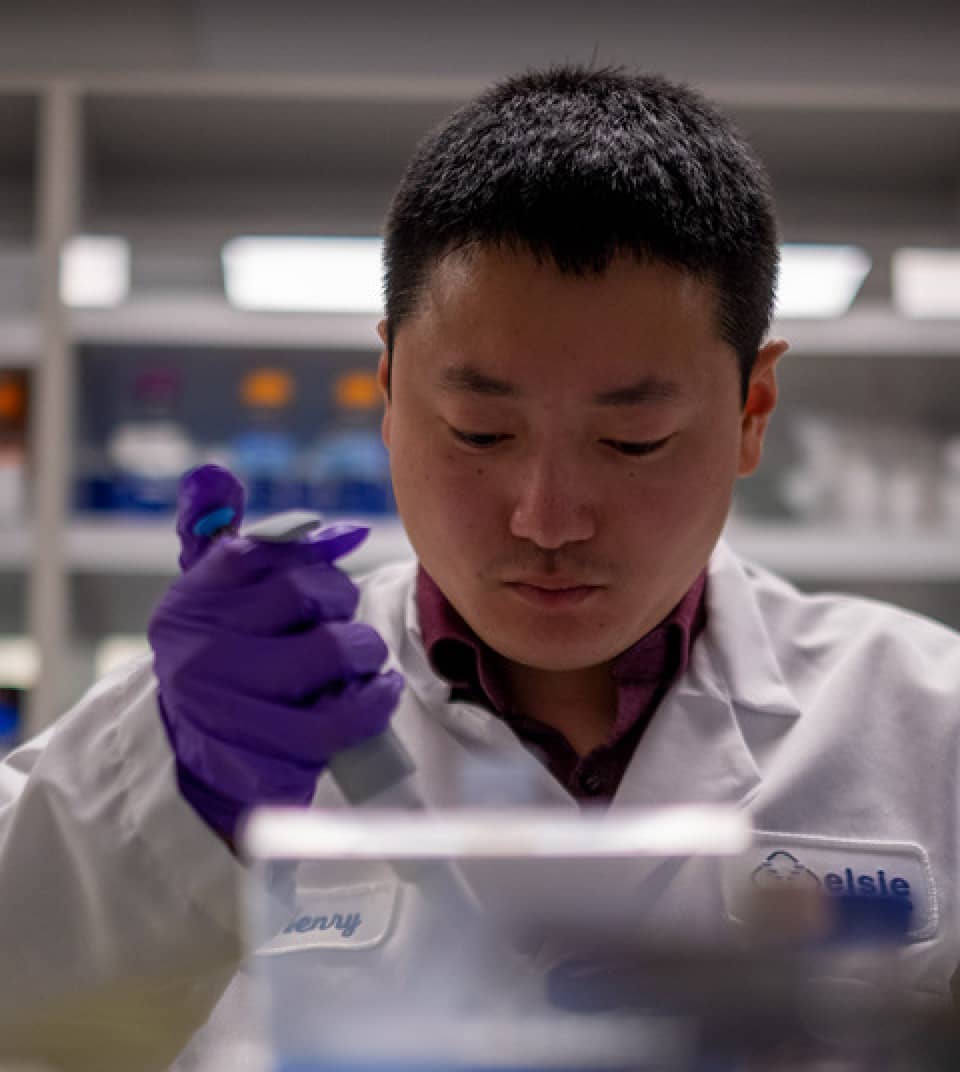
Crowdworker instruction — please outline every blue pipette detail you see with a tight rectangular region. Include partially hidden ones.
[192,506,238,538]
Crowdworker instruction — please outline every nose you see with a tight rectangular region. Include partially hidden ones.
[508,448,596,550]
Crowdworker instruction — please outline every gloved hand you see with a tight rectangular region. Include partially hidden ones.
[149,464,404,843]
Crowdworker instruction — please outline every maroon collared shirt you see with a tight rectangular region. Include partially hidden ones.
[417,567,707,803]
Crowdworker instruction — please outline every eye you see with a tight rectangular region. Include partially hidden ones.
[602,435,673,457]
[450,427,510,449]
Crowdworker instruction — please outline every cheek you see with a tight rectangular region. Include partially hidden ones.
[431,460,506,537]
[612,482,695,550]
[616,442,738,536]
[391,432,500,533]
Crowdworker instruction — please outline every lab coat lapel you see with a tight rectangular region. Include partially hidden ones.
[611,660,761,810]
[604,542,804,920]
[389,568,575,810]
[613,539,802,812]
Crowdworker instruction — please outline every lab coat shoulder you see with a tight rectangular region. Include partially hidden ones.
[745,550,960,684]
[729,545,960,733]
[712,542,960,870]
[0,655,244,1070]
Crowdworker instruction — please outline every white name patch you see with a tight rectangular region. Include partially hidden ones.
[723,832,938,942]
[258,881,399,956]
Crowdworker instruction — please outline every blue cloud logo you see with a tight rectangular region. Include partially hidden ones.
[751,850,820,889]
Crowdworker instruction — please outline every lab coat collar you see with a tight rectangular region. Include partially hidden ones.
[610,540,803,811]
[401,564,458,711]
[400,572,549,754]
[702,539,803,721]
[394,567,575,808]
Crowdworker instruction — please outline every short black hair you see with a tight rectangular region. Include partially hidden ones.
[382,65,779,401]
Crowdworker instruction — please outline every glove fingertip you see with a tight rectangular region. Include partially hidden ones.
[372,670,406,723]
[177,464,246,515]
[176,464,247,573]
[309,523,371,562]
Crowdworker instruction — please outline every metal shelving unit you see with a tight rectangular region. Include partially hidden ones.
[0,317,39,366]
[69,301,381,349]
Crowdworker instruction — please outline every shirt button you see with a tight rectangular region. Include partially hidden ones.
[579,770,604,795]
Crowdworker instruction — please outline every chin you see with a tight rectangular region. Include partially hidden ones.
[485,635,620,672]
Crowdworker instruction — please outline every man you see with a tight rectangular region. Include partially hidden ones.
[2,65,959,1070]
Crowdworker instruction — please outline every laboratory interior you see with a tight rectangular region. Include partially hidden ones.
[2,0,959,743]
[3,2,960,1068]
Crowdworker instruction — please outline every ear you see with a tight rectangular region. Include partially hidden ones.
[738,337,789,477]
[376,319,392,448]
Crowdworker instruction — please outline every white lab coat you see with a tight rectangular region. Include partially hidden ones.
[2,539,960,1070]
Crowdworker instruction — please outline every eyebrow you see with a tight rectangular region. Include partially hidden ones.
[438,364,517,397]
[438,363,686,405]
[592,378,687,406]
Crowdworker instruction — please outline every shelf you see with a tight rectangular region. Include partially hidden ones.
[69,296,381,350]
[773,304,960,357]
[80,91,448,238]
[64,517,413,575]
[60,517,960,582]
[0,315,39,365]
[725,521,960,581]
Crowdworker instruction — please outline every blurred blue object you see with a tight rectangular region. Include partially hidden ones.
[305,429,393,515]
[0,689,22,756]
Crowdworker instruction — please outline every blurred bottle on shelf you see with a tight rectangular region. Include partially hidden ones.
[778,411,944,531]
[877,426,939,531]
[0,686,23,757]
[105,365,196,514]
[779,413,846,523]
[834,426,885,528]
[0,371,27,527]
[942,438,960,530]
[230,367,300,514]
[73,439,113,513]
[304,369,393,516]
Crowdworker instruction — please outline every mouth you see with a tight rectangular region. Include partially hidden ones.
[503,580,604,609]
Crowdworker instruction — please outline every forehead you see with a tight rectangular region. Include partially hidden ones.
[398,245,735,393]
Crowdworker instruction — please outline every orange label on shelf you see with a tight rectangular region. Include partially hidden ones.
[241,368,294,409]
[0,375,26,422]
[335,370,380,410]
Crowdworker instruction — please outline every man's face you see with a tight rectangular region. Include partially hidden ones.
[379,246,782,672]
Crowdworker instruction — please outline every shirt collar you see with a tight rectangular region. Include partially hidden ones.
[611,570,706,684]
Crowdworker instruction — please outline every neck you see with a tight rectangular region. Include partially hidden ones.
[499,660,618,757]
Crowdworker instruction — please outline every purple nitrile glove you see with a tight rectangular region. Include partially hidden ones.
[150,464,404,843]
